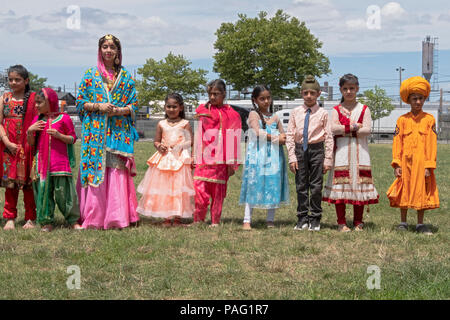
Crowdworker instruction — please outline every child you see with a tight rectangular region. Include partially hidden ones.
[136,93,195,226]
[27,88,82,232]
[0,65,37,230]
[286,76,333,231]
[239,85,289,230]
[322,74,379,232]
[387,77,439,235]
[193,79,242,227]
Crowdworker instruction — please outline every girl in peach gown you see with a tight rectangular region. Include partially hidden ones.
[137,93,194,226]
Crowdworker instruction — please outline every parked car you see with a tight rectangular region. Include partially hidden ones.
[230,104,250,132]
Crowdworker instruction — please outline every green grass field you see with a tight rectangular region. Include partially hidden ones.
[0,143,448,299]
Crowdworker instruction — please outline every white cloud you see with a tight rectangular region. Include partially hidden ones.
[345,19,367,30]
[381,2,406,18]
[0,6,208,51]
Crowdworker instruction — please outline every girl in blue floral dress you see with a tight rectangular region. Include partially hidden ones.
[239,85,289,230]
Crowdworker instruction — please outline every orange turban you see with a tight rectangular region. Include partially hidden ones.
[400,76,431,103]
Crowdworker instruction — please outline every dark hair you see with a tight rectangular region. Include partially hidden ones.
[207,79,226,94]
[251,85,273,129]
[204,79,227,109]
[164,93,185,119]
[98,35,122,74]
[8,65,31,116]
[339,74,359,103]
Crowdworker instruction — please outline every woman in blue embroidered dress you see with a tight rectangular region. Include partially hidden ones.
[75,34,139,229]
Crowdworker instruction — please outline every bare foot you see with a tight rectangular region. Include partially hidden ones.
[242,222,252,231]
[187,220,205,227]
[71,223,83,230]
[41,224,53,232]
[22,220,36,230]
[3,219,15,230]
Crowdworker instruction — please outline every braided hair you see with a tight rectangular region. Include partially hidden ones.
[251,85,273,129]
[7,65,31,117]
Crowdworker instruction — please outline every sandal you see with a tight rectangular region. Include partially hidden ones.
[173,217,182,226]
[162,219,172,227]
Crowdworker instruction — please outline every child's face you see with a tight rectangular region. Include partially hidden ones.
[408,93,425,113]
[35,95,50,115]
[302,89,320,107]
[8,71,28,94]
[208,87,225,106]
[340,82,359,102]
[253,90,272,112]
[165,98,183,119]
[101,40,118,65]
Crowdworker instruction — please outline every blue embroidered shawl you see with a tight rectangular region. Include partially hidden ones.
[76,67,139,187]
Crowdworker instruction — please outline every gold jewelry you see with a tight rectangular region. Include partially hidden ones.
[114,57,120,65]
[105,34,114,40]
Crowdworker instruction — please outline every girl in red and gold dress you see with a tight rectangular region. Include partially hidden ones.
[0,65,38,230]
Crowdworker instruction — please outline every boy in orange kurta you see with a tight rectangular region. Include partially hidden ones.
[387,76,439,235]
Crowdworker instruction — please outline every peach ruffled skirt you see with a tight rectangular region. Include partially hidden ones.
[137,150,194,218]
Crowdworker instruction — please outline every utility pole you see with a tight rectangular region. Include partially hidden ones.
[396,67,405,107]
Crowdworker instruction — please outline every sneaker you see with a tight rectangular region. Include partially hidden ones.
[397,223,408,231]
[242,222,252,231]
[294,217,309,231]
[354,223,364,232]
[338,224,351,233]
[416,224,433,235]
[308,217,321,231]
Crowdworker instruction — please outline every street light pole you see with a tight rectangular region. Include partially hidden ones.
[396,67,405,107]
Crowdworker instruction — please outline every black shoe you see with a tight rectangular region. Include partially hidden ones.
[294,217,309,231]
[308,217,321,231]
[416,224,433,235]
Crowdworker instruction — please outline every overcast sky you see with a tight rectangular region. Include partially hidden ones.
[1,0,449,98]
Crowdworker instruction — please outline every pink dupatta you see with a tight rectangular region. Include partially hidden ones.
[38,88,61,181]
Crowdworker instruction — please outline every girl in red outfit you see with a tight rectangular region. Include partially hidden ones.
[0,65,38,230]
[193,80,242,227]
